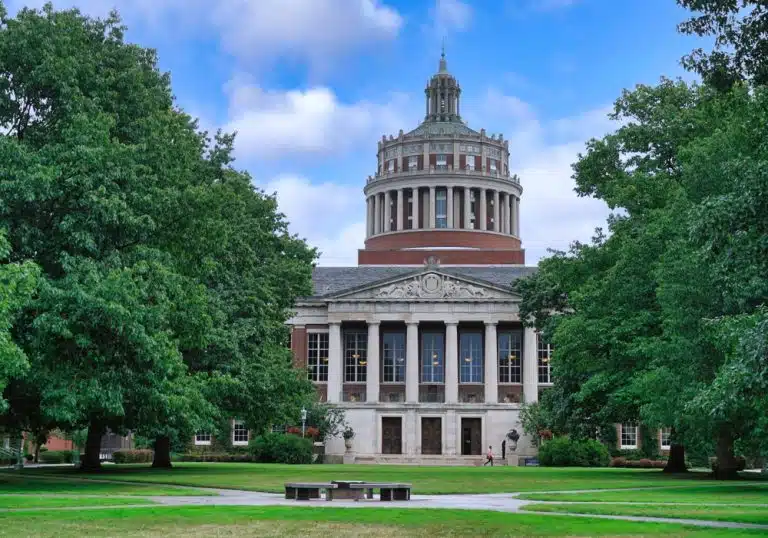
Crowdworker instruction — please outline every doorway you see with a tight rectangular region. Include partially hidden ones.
[381,417,402,454]
[421,417,442,455]
[461,417,482,455]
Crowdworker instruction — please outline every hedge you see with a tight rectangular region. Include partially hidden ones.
[611,457,667,468]
[538,437,611,467]
[174,453,254,463]
[112,449,154,464]
[250,433,312,464]
[39,450,78,464]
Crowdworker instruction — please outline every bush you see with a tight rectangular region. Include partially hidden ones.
[611,456,667,468]
[250,433,312,464]
[174,453,254,463]
[112,449,153,464]
[39,450,77,464]
[538,437,611,467]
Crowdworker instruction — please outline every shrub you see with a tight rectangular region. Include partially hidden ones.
[112,449,153,464]
[174,453,254,463]
[39,450,77,464]
[538,437,611,467]
[250,433,312,464]
[611,457,667,468]
[610,457,627,467]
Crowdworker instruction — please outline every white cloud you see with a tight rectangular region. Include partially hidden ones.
[260,175,365,266]
[432,0,473,34]
[223,76,413,161]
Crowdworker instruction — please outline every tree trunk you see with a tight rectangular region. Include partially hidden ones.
[80,421,103,472]
[152,436,172,468]
[663,443,687,473]
[713,429,739,480]
[34,445,40,464]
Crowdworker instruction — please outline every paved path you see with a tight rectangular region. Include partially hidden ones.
[2,481,767,531]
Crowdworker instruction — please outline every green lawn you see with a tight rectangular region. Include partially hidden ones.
[0,505,764,537]
[0,495,155,509]
[24,463,743,494]
[519,484,768,504]
[0,473,214,496]
[523,503,768,525]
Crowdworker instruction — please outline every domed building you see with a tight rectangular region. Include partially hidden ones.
[286,53,549,465]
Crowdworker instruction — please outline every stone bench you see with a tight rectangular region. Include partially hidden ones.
[347,482,412,501]
[284,482,337,501]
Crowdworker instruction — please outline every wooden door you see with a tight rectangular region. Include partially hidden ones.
[461,417,482,455]
[421,417,442,455]
[381,417,402,454]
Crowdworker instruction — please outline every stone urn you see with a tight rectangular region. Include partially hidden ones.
[344,438,353,451]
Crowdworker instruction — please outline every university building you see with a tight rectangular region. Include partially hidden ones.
[287,53,552,464]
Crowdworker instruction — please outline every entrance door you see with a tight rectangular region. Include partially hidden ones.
[381,417,402,454]
[461,417,482,455]
[421,417,442,455]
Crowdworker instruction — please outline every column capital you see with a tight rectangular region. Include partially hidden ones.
[328,321,342,327]
[484,320,498,327]
[406,320,420,326]
[445,321,459,327]
[367,321,381,327]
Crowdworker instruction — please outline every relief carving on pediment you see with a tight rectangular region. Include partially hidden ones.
[375,273,491,300]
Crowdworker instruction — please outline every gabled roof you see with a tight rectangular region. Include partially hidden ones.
[307,265,537,299]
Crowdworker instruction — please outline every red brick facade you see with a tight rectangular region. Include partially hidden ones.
[364,230,522,250]
[358,248,525,265]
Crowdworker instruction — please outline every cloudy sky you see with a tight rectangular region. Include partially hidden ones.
[7,0,705,265]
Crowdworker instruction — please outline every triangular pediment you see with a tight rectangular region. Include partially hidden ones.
[329,270,519,302]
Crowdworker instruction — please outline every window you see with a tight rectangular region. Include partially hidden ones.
[469,190,476,228]
[435,188,447,228]
[387,160,395,172]
[537,334,553,384]
[490,160,497,172]
[498,330,522,383]
[459,332,484,383]
[465,156,475,171]
[660,427,672,450]
[382,332,406,383]
[194,432,212,446]
[408,156,418,170]
[232,421,248,446]
[344,330,367,383]
[307,332,329,382]
[421,332,444,383]
[436,154,447,169]
[620,424,638,449]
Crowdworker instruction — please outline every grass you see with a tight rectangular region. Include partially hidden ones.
[0,495,155,509]
[0,505,765,537]
[21,463,757,494]
[519,484,768,504]
[523,503,768,525]
[0,473,214,496]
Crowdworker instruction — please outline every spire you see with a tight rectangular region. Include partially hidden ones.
[439,37,448,73]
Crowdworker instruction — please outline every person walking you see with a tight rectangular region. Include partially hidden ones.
[484,445,494,466]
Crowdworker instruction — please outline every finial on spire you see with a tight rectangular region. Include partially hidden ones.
[439,37,448,73]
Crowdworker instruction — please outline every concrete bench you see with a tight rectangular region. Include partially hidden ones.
[347,482,412,501]
[284,482,337,501]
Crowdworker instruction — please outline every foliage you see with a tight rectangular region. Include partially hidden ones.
[342,426,355,441]
[112,449,153,464]
[174,452,254,463]
[610,457,667,469]
[38,450,77,464]
[249,433,312,464]
[537,437,611,467]
[520,397,557,447]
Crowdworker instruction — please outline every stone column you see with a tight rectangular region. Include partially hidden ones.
[515,196,521,237]
[365,197,371,237]
[384,191,392,232]
[445,322,458,404]
[479,189,487,231]
[366,322,380,403]
[484,322,498,404]
[396,189,404,232]
[429,186,436,229]
[523,326,538,403]
[509,194,514,236]
[447,186,454,228]
[502,193,509,234]
[372,195,379,235]
[463,187,471,229]
[493,190,500,232]
[328,322,342,403]
[406,322,419,403]
[412,188,420,230]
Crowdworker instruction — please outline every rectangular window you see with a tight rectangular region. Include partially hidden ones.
[490,160,497,172]
[421,332,444,383]
[498,330,522,383]
[436,154,447,169]
[660,427,672,449]
[387,160,395,172]
[307,332,329,382]
[344,330,367,383]
[232,421,249,446]
[194,432,212,446]
[620,424,638,449]
[382,332,406,383]
[537,334,553,384]
[435,188,447,228]
[408,156,418,170]
[465,156,475,171]
[459,332,484,383]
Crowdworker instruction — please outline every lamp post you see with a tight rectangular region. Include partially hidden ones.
[301,407,307,438]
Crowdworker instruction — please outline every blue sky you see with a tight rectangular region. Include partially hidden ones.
[9,0,706,265]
